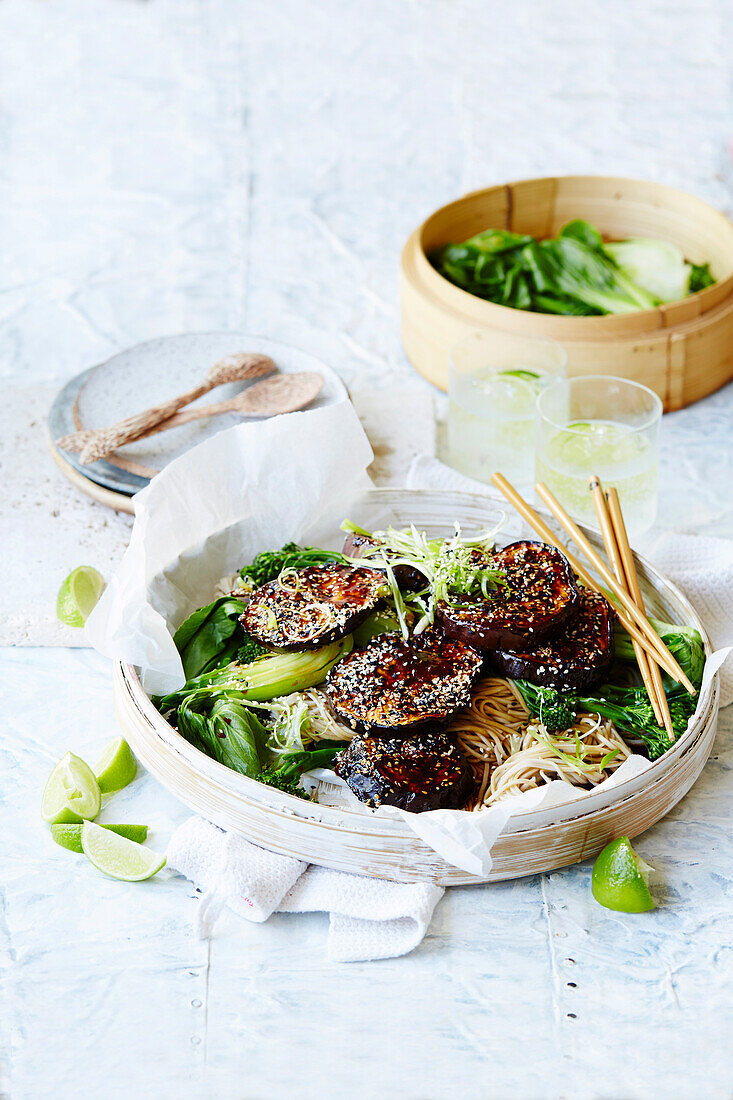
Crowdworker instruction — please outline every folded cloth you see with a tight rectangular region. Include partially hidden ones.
[406,455,733,706]
[167,816,444,963]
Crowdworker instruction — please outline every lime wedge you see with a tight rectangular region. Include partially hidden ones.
[496,368,542,383]
[41,752,102,825]
[592,836,655,912]
[81,821,165,881]
[51,823,149,853]
[94,737,137,794]
[56,566,106,628]
[547,420,642,470]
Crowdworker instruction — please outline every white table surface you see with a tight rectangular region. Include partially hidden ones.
[2,2,733,1098]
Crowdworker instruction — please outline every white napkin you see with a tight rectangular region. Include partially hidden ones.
[167,817,444,963]
[406,455,733,707]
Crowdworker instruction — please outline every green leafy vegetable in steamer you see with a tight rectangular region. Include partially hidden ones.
[432,219,715,316]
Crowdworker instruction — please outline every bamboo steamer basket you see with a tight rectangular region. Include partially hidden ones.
[113,488,719,885]
[400,176,733,410]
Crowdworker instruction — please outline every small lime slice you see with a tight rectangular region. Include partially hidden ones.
[41,752,102,825]
[56,566,106,628]
[592,836,655,912]
[50,823,149,853]
[496,368,542,383]
[94,737,137,794]
[81,821,165,881]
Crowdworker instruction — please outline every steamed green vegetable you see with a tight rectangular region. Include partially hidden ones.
[178,689,346,788]
[433,219,715,316]
[514,680,696,759]
[155,635,354,713]
[239,542,347,586]
[615,620,705,689]
[177,694,269,777]
[173,596,254,679]
[604,238,692,304]
[689,262,715,293]
[256,743,347,798]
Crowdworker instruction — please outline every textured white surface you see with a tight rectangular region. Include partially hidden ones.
[2,0,733,1097]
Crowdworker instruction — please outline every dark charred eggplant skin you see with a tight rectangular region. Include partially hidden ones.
[437,540,579,651]
[241,563,385,650]
[335,731,474,812]
[325,629,483,736]
[342,533,426,591]
[490,589,615,692]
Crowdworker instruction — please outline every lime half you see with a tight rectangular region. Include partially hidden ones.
[592,836,655,912]
[94,737,137,794]
[41,752,102,825]
[56,566,106,628]
[81,821,165,881]
[51,823,149,854]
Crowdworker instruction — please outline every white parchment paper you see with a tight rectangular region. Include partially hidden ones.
[86,403,727,875]
[86,402,374,694]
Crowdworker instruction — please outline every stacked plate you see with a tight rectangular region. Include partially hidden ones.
[47,332,347,512]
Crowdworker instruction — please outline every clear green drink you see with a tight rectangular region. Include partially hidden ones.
[447,368,555,484]
[535,377,661,537]
[445,333,567,487]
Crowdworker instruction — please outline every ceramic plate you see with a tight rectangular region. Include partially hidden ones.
[48,332,348,495]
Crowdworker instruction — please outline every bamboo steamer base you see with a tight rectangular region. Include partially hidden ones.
[401,176,733,410]
[115,657,717,885]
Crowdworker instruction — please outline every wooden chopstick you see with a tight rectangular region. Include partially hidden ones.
[534,481,696,695]
[490,472,690,688]
[588,476,669,733]
[606,486,675,738]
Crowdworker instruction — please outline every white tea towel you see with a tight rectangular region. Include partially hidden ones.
[280,864,444,963]
[167,817,306,935]
[406,454,733,706]
[167,816,444,962]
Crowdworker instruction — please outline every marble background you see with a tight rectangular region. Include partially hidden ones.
[2,1,732,1098]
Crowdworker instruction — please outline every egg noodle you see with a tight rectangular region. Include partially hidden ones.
[448,677,630,808]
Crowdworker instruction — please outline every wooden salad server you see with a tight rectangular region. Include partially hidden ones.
[135,372,324,439]
[56,351,277,464]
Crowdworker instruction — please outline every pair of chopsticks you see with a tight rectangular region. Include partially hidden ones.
[588,477,673,737]
[490,473,695,738]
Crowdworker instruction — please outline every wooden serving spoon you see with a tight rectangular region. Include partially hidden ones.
[57,351,277,464]
[136,372,324,439]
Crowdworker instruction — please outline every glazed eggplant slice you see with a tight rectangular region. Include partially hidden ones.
[325,628,483,736]
[342,532,425,591]
[241,563,386,650]
[335,730,474,812]
[436,540,579,651]
[490,589,615,692]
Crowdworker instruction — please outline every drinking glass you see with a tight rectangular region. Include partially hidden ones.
[535,375,662,536]
[445,331,567,487]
